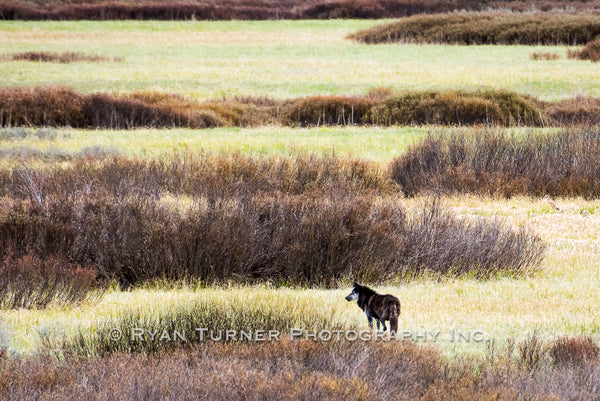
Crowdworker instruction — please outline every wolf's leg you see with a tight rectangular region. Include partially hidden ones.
[376,320,381,330]
[367,314,373,329]
[381,320,387,331]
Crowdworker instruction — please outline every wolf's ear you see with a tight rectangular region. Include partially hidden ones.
[353,282,359,287]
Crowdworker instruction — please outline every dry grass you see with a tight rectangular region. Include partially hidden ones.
[2,337,600,400]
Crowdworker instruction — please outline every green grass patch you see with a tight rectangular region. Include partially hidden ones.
[0,126,427,162]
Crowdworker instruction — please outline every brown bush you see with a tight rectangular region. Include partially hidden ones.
[391,129,600,198]
[3,337,600,400]
[530,52,560,60]
[348,12,600,45]
[370,90,543,126]
[0,87,86,127]
[0,253,99,309]
[0,87,223,129]
[284,95,376,127]
[568,38,600,61]
[2,1,600,20]
[549,336,600,367]
[545,96,600,126]
[0,86,552,129]
[82,93,221,129]
[3,51,121,63]
[0,153,543,287]
[284,90,545,127]
[0,340,447,400]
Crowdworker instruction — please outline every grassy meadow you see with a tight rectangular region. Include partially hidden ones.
[1,17,600,400]
[0,20,599,101]
[2,192,598,357]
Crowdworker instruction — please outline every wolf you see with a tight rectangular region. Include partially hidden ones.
[345,282,400,333]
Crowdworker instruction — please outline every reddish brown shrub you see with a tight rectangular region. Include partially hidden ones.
[82,93,222,129]
[0,153,543,287]
[284,95,376,127]
[545,96,600,126]
[348,13,600,45]
[549,336,600,367]
[568,39,600,61]
[3,1,600,20]
[0,253,98,309]
[0,87,86,127]
[530,52,560,60]
[391,129,600,198]
[0,86,560,129]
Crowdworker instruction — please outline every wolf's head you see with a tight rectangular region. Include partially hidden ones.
[345,282,361,302]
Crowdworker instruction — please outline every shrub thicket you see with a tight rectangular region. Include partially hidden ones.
[0,153,544,288]
[549,336,600,367]
[391,129,600,198]
[348,13,600,45]
[0,86,553,129]
[0,253,99,309]
[2,0,600,20]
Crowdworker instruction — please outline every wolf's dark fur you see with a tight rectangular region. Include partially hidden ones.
[345,282,400,333]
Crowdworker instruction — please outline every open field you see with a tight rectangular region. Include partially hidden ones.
[1,20,600,100]
[2,17,600,401]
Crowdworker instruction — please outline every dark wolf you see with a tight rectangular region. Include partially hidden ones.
[345,282,400,333]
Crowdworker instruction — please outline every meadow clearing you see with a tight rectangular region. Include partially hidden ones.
[1,17,600,400]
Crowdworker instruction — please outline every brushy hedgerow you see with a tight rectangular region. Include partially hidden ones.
[391,129,600,198]
[2,1,600,20]
[3,337,600,400]
[0,153,544,288]
[0,86,550,129]
[348,12,600,45]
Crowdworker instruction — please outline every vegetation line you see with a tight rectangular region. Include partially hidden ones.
[0,86,598,129]
[2,1,600,21]
[349,12,600,45]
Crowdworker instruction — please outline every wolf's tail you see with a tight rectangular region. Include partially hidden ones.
[390,302,400,334]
